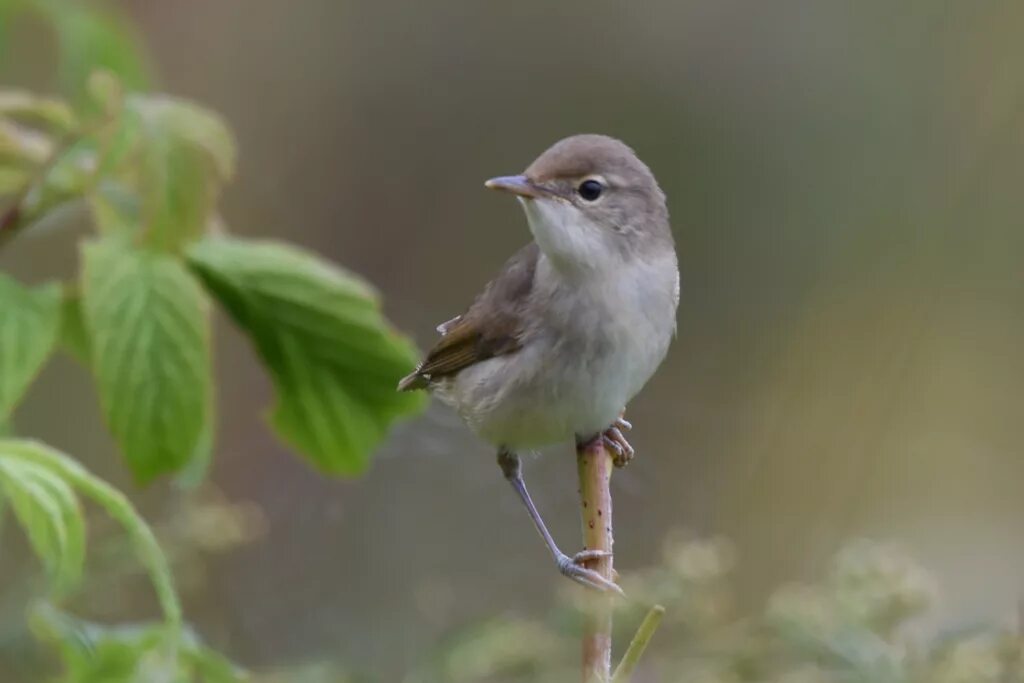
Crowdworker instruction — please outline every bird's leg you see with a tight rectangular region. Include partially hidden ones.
[497,448,624,595]
[578,410,635,468]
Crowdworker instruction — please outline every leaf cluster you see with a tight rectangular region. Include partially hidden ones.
[0,4,425,482]
[1,1,428,680]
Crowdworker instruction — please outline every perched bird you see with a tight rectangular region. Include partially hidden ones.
[399,134,679,592]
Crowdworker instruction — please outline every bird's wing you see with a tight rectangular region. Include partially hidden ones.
[398,243,539,391]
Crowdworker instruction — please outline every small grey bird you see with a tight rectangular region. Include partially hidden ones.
[399,134,679,593]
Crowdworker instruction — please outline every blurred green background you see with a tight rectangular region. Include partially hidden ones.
[2,1,1024,680]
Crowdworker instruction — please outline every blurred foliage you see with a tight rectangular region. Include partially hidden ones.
[0,0,426,680]
[0,0,152,102]
[0,439,226,681]
[0,0,424,482]
[30,603,242,683]
[404,537,1024,683]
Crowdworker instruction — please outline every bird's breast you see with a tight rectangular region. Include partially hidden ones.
[443,253,678,449]
[540,254,678,400]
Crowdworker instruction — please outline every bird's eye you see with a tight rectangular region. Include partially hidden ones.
[577,179,604,201]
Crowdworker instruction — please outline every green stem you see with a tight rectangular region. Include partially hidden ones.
[611,605,665,683]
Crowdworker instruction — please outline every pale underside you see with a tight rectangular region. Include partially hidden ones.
[431,248,678,449]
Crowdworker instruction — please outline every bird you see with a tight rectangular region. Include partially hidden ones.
[398,134,679,593]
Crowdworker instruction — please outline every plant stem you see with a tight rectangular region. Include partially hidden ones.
[577,439,615,682]
[0,117,110,252]
[611,605,665,683]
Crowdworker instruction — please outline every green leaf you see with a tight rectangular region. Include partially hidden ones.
[82,237,212,482]
[0,457,85,594]
[59,290,91,365]
[32,0,152,105]
[89,180,142,236]
[30,604,247,683]
[139,135,216,250]
[172,399,215,490]
[93,102,145,180]
[4,439,183,626]
[0,90,76,133]
[27,462,86,595]
[131,95,236,179]
[128,96,235,251]
[187,237,426,475]
[0,459,65,576]
[0,275,62,420]
[0,118,56,166]
[30,604,175,683]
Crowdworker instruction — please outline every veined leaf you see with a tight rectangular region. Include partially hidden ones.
[129,95,236,251]
[0,457,85,594]
[82,238,212,482]
[0,275,62,420]
[3,439,182,626]
[130,95,236,179]
[11,458,85,594]
[0,459,65,577]
[187,237,426,475]
[139,135,216,250]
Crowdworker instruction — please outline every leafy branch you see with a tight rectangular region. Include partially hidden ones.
[0,0,427,680]
[0,8,424,482]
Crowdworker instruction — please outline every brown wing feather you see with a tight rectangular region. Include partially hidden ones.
[397,243,539,391]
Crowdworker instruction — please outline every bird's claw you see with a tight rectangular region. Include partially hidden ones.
[557,551,624,596]
[573,549,621,581]
[603,426,635,468]
[573,548,612,564]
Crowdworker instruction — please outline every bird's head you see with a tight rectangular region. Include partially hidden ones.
[485,134,671,274]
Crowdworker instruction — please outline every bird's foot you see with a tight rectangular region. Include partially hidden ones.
[556,549,623,595]
[604,416,635,468]
[577,419,635,467]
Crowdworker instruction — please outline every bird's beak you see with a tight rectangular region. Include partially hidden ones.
[484,175,546,199]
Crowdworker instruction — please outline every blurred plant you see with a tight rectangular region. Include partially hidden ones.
[0,439,229,681]
[407,537,1024,683]
[0,0,424,483]
[0,0,425,680]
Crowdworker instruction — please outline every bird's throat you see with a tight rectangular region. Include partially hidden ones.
[520,198,611,276]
